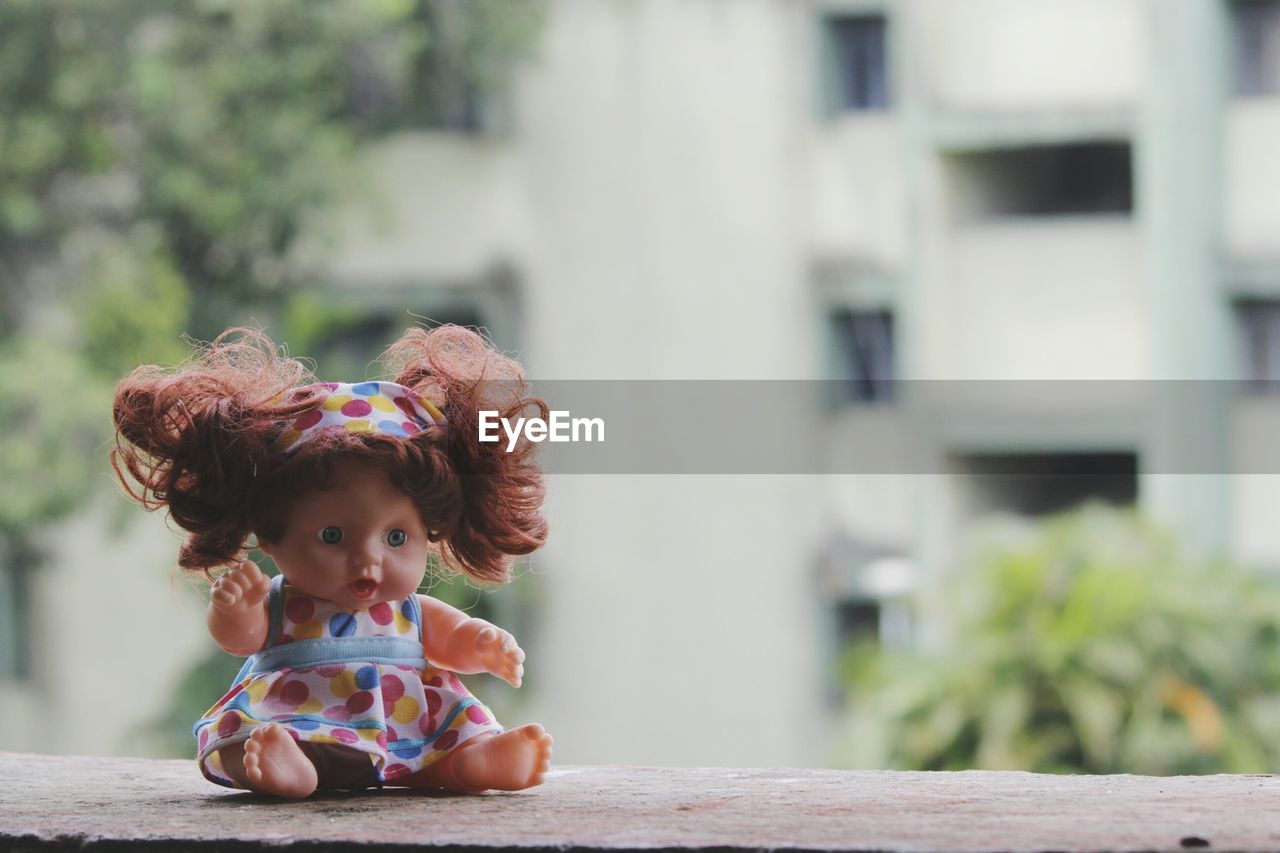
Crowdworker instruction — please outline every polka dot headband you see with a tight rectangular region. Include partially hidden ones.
[272,381,445,454]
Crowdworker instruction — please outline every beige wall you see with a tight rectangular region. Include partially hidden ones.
[918,0,1147,111]
[511,0,828,765]
[1223,101,1280,259]
[325,134,529,286]
[1,499,209,757]
[1232,400,1280,566]
[823,409,915,547]
[514,0,815,381]
[531,475,828,766]
[807,118,908,267]
[927,221,1147,379]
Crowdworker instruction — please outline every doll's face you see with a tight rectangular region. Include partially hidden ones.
[258,457,430,610]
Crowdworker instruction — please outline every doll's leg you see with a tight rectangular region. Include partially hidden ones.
[217,723,319,799]
[405,723,553,793]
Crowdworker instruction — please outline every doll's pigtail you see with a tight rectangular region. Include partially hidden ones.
[111,329,320,571]
[385,326,548,584]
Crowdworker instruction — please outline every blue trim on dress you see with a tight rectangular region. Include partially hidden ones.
[195,710,393,731]
[406,594,422,635]
[192,697,486,744]
[247,636,426,674]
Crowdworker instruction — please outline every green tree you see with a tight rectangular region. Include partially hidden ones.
[0,0,545,694]
[1,0,545,339]
[840,505,1280,774]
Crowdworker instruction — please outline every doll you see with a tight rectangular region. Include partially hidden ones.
[111,325,553,798]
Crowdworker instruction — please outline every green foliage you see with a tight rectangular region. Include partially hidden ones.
[280,292,365,362]
[125,1,396,325]
[0,1,126,225]
[0,335,107,542]
[0,0,546,330]
[398,0,548,131]
[840,505,1280,774]
[77,229,192,381]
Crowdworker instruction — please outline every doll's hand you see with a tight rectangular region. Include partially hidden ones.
[210,560,271,614]
[474,623,525,688]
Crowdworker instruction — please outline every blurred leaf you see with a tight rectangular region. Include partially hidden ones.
[77,231,191,381]
[281,293,364,356]
[0,335,108,539]
[1,191,42,235]
[0,0,545,332]
[975,683,1030,769]
[1058,674,1123,769]
[841,504,1280,774]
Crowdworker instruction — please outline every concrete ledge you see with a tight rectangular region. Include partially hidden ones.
[2,752,1279,852]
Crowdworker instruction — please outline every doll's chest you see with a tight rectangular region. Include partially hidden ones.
[275,586,422,646]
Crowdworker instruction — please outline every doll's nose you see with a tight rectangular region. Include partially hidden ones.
[348,542,381,574]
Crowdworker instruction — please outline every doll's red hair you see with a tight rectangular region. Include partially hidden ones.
[111,326,547,584]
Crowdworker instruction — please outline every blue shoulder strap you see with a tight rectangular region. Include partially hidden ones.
[410,593,430,665]
[263,573,286,650]
[409,593,424,638]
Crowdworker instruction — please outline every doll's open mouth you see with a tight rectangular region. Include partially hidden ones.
[350,578,377,599]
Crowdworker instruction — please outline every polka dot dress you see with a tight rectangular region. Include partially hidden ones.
[194,579,502,788]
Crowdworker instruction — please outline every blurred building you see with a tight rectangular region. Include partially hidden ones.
[6,0,1280,769]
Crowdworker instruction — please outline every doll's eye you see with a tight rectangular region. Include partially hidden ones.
[319,526,343,545]
[385,528,408,547]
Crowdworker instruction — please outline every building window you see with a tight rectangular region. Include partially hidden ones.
[835,598,883,648]
[1231,0,1280,96]
[347,49,486,134]
[834,589,913,652]
[950,452,1138,519]
[1237,299,1280,389]
[824,14,889,112]
[831,308,895,404]
[949,143,1134,220]
[341,1,508,135]
[819,539,916,705]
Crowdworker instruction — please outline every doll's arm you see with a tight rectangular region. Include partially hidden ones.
[207,560,272,657]
[418,595,525,688]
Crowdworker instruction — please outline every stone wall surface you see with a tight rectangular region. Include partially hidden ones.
[1,752,1278,852]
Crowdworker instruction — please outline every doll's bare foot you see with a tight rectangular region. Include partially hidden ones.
[241,724,318,799]
[443,724,553,792]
